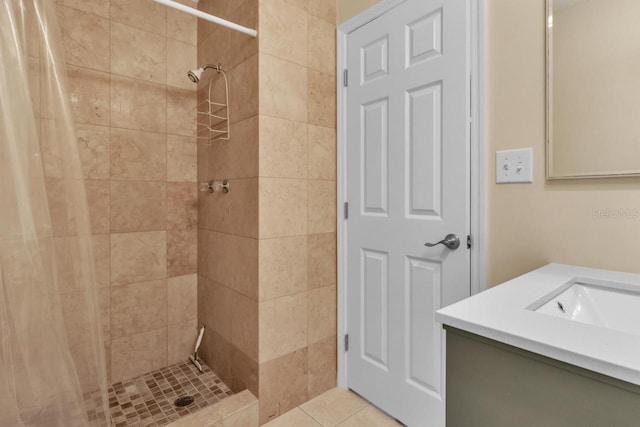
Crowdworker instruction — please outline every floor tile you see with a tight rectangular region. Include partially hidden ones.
[264,408,321,427]
[337,406,402,426]
[299,388,368,426]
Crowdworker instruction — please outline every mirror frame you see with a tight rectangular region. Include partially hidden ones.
[546,0,640,180]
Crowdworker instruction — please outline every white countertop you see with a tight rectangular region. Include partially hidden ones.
[435,263,640,386]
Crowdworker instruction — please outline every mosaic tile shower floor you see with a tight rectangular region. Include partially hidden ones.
[91,360,233,426]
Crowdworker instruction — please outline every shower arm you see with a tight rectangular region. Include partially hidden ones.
[202,64,222,73]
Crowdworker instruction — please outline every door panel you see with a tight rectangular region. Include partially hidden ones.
[362,99,389,215]
[345,0,470,425]
[362,249,389,368]
[406,83,442,218]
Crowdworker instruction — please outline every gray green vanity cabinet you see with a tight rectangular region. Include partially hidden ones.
[445,327,640,427]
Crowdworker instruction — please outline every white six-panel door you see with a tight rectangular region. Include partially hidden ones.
[345,0,470,425]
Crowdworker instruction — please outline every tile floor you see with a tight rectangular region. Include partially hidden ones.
[264,388,402,427]
[90,360,234,426]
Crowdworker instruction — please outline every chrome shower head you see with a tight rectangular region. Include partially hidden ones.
[187,64,222,84]
[187,67,204,83]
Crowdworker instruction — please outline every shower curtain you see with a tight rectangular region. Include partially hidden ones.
[0,0,109,425]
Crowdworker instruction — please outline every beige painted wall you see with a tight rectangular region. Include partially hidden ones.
[339,0,640,287]
[486,0,640,286]
[338,0,382,22]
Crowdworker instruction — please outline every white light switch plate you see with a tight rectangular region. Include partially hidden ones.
[496,148,533,184]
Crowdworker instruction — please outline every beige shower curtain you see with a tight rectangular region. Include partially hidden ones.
[0,0,109,425]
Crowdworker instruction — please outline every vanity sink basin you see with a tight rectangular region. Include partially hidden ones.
[530,281,640,336]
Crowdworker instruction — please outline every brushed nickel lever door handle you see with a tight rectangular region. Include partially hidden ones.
[424,234,460,250]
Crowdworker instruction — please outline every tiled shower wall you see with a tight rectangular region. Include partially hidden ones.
[196,0,338,423]
[56,0,199,383]
[197,0,261,397]
[256,0,337,423]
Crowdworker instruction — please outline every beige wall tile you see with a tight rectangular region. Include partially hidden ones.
[307,233,336,289]
[259,0,308,66]
[308,336,336,398]
[307,125,336,180]
[85,180,110,234]
[308,285,336,345]
[61,291,101,350]
[168,1,197,45]
[168,274,198,324]
[111,22,166,84]
[110,0,166,36]
[110,128,166,181]
[56,6,109,71]
[208,178,259,238]
[168,39,198,90]
[307,15,336,75]
[76,123,110,180]
[198,233,210,279]
[208,232,258,300]
[259,236,307,301]
[39,121,62,178]
[259,178,307,238]
[67,66,110,126]
[99,288,111,340]
[299,388,368,426]
[167,182,198,229]
[46,179,71,236]
[198,329,259,395]
[111,75,167,132]
[263,408,320,427]
[110,181,166,232]
[53,237,77,293]
[307,180,336,234]
[60,291,99,348]
[308,70,336,128]
[198,139,211,182]
[167,135,197,182]
[111,328,167,382]
[168,319,198,365]
[92,234,111,288]
[259,54,308,122]
[229,55,259,124]
[111,231,166,285]
[227,1,259,70]
[229,290,259,362]
[199,278,231,341]
[283,0,307,11]
[259,116,307,179]
[259,348,309,424]
[167,87,197,136]
[111,279,167,338]
[208,116,259,179]
[307,0,337,24]
[55,0,109,18]
[259,292,307,363]
[198,27,231,74]
[167,229,198,277]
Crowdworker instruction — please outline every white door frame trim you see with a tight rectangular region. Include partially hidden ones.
[335,0,486,388]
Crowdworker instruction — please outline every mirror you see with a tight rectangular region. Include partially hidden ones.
[547,0,640,179]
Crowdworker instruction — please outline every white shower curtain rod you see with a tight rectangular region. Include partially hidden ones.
[152,0,258,37]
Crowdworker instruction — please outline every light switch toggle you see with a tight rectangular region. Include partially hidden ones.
[496,148,533,184]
